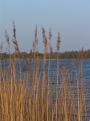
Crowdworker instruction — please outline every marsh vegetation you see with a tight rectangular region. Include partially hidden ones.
[0,23,89,121]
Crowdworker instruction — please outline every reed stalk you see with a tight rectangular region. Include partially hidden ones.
[0,26,88,121]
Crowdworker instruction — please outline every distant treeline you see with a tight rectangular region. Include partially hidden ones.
[0,49,90,60]
[60,49,90,59]
[1,23,89,60]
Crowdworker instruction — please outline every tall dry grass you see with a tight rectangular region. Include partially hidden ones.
[0,24,88,121]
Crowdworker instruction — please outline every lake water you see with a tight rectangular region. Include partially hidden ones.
[0,59,90,120]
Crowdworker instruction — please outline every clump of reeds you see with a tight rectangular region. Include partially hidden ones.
[0,24,88,121]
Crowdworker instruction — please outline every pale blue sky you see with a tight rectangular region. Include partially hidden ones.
[0,0,90,52]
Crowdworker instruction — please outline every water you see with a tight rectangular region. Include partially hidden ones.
[1,59,90,79]
[0,59,90,120]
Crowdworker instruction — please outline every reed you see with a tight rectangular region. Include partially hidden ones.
[0,25,88,121]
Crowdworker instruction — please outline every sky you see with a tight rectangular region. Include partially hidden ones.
[0,0,90,52]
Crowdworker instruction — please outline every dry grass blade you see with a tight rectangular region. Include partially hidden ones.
[0,25,88,121]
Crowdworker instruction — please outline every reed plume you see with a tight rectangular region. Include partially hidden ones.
[12,22,20,53]
[0,25,88,121]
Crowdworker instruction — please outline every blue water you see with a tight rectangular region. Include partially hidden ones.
[0,59,90,119]
[1,59,90,79]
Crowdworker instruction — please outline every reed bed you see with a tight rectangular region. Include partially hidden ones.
[0,24,88,121]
